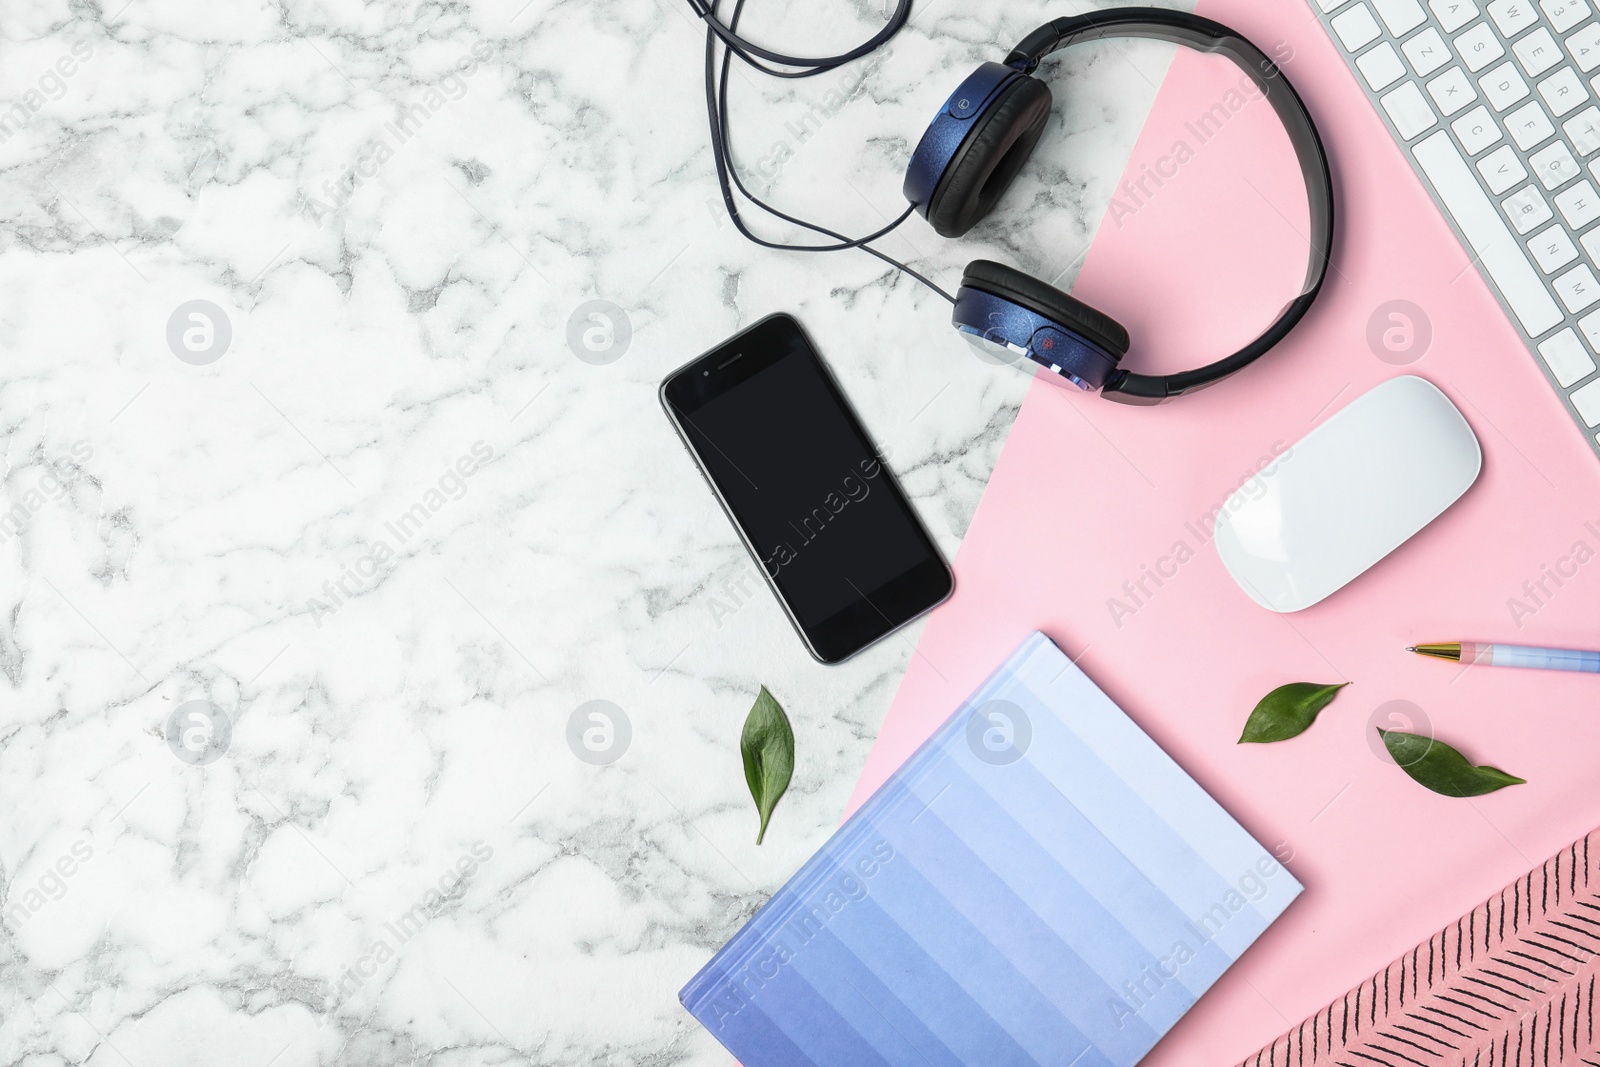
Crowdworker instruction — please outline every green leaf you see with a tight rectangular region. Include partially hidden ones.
[1238,682,1349,743]
[1378,730,1526,797]
[741,686,795,845]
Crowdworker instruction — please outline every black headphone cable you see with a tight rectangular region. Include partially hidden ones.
[696,0,957,303]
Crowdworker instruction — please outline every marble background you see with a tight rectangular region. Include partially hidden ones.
[0,0,1189,1062]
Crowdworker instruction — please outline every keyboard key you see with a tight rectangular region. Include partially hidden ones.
[1539,328,1599,385]
[1505,183,1556,231]
[1580,222,1600,262]
[1433,0,1483,29]
[1413,132,1564,334]
[1571,376,1600,423]
[1481,61,1531,108]
[1569,23,1600,72]
[1405,28,1454,76]
[1454,104,1504,151]
[1489,0,1542,34]
[1530,224,1581,269]
[1578,306,1600,347]
[1565,106,1600,153]
[1543,0,1594,29]
[1515,29,1565,77]
[1360,43,1410,89]
[1429,66,1480,113]
[1383,81,1442,137]
[1481,143,1532,189]
[1557,179,1600,224]
[1456,22,1508,71]
[1333,4,1384,50]
[1540,68,1590,116]
[1555,262,1600,308]
[1507,99,1557,146]
[1531,139,1582,186]
[1374,0,1429,33]
[1563,180,1600,228]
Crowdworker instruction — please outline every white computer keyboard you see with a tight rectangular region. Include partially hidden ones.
[1311,0,1600,460]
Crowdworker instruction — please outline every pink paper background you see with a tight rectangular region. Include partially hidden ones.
[848,2,1600,1064]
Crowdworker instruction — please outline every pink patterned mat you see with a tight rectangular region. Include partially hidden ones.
[1239,830,1600,1067]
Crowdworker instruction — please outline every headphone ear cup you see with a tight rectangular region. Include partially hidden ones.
[926,78,1053,239]
[961,260,1131,358]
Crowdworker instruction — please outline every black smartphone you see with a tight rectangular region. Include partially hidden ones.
[660,314,953,664]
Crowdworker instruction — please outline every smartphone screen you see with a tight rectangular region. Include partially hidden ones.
[661,314,953,663]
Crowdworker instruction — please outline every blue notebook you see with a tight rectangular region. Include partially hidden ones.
[680,632,1302,1067]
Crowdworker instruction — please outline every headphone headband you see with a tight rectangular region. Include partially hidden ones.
[1006,9,1335,403]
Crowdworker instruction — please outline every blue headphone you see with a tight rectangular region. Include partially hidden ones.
[904,10,1335,403]
[696,4,1334,404]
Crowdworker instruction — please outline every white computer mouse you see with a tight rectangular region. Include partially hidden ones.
[1214,375,1482,613]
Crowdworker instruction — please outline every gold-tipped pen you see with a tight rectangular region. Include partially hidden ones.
[1407,643,1463,662]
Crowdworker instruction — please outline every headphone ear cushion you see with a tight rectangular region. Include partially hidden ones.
[926,77,1053,239]
[962,259,1131,357]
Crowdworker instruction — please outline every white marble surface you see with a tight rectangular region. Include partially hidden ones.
[0,0,1188,1062]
